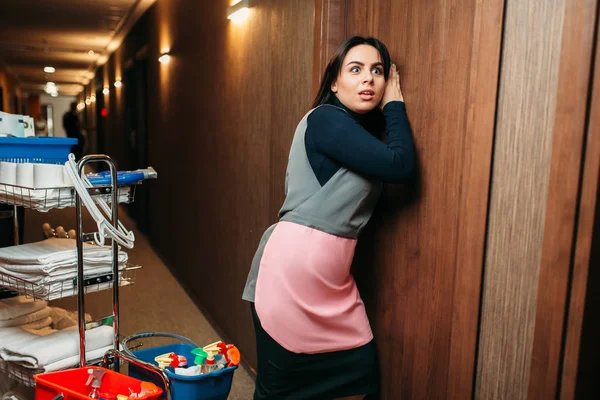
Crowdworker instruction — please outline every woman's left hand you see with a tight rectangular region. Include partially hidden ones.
[380,63,404,109]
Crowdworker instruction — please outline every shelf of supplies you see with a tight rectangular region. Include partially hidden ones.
[0,265,142,302]
[0,182,138,212]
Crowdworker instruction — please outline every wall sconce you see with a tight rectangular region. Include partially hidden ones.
[158,52,170,63]
[227,0,250,22]
[114,80,122,88]
[103,87,110,95]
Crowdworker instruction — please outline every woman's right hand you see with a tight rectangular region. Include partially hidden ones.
[380,63,404,109]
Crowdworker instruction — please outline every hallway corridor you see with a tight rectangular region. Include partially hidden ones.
[21,204,255,399]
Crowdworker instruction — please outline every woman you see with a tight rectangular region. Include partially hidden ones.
[242,36,416,399]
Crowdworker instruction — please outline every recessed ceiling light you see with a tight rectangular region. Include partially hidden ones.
[88,50,95,56]
[43,66,55,73]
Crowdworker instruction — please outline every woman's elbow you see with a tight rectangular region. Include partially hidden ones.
[388,154,416,183]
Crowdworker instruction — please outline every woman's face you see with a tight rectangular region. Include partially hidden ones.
[331,44,386,114]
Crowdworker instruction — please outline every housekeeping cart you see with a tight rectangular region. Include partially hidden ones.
[0,139,144,392]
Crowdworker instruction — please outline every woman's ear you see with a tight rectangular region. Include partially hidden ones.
[331,81,338,93]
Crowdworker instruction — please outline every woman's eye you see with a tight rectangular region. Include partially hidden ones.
[372,68,382,75]
[350,67,360,73]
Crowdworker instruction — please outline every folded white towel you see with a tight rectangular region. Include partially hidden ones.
[0,238,128,272]
[0,307,52,328]
[0,296,47,321]
[42,344,114,372]
[0,263,127,284]
[0,325,113,369]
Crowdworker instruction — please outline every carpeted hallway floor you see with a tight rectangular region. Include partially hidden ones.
[17,204,255,399]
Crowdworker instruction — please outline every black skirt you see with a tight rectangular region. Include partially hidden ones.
[251,303,380,400]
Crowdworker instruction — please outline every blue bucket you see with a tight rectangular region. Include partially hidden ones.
[128,343,237,400]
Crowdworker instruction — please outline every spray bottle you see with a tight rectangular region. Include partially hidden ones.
[85,368,105,399]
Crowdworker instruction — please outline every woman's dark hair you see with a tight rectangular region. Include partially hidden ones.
[312,36,392,108]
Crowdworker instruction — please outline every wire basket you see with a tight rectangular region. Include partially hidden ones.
[0,183,137,212]
[0,264,141,301]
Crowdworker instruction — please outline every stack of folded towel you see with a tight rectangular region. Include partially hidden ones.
[0,324,114,372]
[0,238,128,300]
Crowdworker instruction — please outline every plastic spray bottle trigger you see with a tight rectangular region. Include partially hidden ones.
[85,368,105,399]
[204,353,217,373]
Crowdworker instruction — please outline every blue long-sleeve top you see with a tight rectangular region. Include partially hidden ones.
[305,97,416,185]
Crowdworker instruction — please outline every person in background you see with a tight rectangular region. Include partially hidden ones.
[62,102,85,160]
[34,114,48,136]
[242,36,416,399]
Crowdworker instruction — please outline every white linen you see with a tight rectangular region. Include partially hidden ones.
[0,238,128,270]
[0,325,113,369]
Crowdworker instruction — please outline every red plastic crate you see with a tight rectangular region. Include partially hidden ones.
[34,366,163,400]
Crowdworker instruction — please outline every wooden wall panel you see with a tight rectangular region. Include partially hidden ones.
[142,0,314,370]
[560,19,600,396]
[476,1,565,397]
[344,1,503,398]
[529,0,598,397]
[312,0,346,96]
[477,0,599,399]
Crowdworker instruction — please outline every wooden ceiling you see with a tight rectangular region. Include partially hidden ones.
[0,0,156,96]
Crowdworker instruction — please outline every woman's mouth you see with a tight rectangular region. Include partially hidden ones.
[358,90,375,100]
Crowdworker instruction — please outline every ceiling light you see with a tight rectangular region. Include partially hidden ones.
[158,52,170,63]
[44,66,55,73]
[114,80,122,88]
[88,50,95,56]
[46,82,56,87]
[90,95,96,102]
[227,0,251,22]
[103,87,110,95]
[51,93,58,97]
[85,98,91,105]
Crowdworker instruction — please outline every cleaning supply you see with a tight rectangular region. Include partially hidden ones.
[191,347,208,366]
[202,353,217,374]
[86,168,157,186]
[174,365,203,376]
[85,368,106,398]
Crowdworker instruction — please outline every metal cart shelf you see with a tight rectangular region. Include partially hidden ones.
[0,264,141,301]
[0,182,137,212]
[0,154,140,388]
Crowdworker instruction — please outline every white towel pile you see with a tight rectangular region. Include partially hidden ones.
[0,325,113,371]
[0,239,128,300]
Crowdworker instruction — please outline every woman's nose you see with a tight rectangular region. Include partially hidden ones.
[363,72,374,83]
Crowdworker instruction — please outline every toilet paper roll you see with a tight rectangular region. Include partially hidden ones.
[16,163,34,188]
[0,162,17,185]
[62,166,73,187]
[33,164,65,188]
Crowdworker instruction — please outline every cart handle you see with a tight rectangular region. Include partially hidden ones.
[103,348,172,400]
